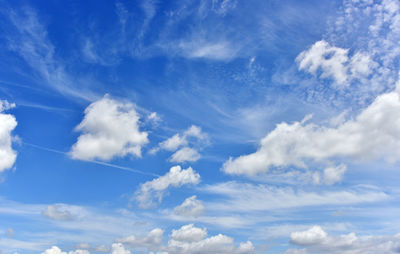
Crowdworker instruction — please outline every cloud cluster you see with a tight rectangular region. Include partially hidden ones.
[135,166,200,208]
[286,226,400,254]
[296,40,375,86]
[0,100,17,173]
[151,125,208,163]
[70,96,148,161]
[223,87,400,176]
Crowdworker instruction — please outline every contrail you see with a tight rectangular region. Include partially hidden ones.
[22,142,159,177]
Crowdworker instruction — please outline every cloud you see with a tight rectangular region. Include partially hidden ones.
[115,228,163,248]
[169,147,201,163]
[151,125,208,162]
[286,226,400,254]
[42,246,89,254]
[41,204,83,221]
[111,243,130,254]
[296,40,375,86]
[5,7,96,101]
[0,100,17,173]
[162,224,254,254]
[202,182,388,212]
[70,95,148,161]
[313,164,347,185]
[171,224,207,242]
[174,196,205,217]
[223,87,400,176]
[135,165,200,208]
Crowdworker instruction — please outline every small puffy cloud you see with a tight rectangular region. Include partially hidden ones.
[171,224,207,242]
[174,196,205,217]
[223,88,400,176]
[170,147,201,163]
[151,125,208,163]
[290,226,328,245]
[164,224,254,254]
[116,228,163,248]
[135,166,200,208]
[296,40,375,86]
[111,243,130,254]
[0,100,17,173]
[42,246,89,254]
[287,226,400,254]
[5,228,15,237]
[70,96,148,161]
[42,204,85,221]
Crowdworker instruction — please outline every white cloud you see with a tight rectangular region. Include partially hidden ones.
[70,96,148,161]
[115,228,163,248]
[179,41,238,60]
[223,88,400,176]
[161,224,254,254]
[0,100,17,173]
[296,40,375,86]
[135,166,200,208]
[111,243,130,254]
[290,226,328,245]
[169,147,201,163]
[41,204,85,221]
[202,182,388,212]
[42,246,89,254]
[171,224,207,242]
[287,226,400,254]
[174,196,205,217]
[151,125,208,163]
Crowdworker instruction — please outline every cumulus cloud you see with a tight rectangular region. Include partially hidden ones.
[151,125,208,163]
[70,96,148,161]
[42,246,89,254]
[41,204,85,221]
[169,147,201,163]
[223,88,400,176]
[296,40,375,86]
[116,228,163,248]
[287,226,400,254]
[135,166,200,208]
[0,100,17,173]
[111,243,130,254]
[171,224,207,242]
[174,196,205,217]
[162,224,254,254]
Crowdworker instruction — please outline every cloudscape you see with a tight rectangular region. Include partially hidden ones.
[1,0,400,253]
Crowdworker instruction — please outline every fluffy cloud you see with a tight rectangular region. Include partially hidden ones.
[313,164,347,185]
[223,88,400,176]
[163,224,254,254]
[287,226,400,254]
[42,246,89,254]
[111,243,130,254]
[171,224,207,242]
[70,96,148,161]
[296,40,375,86]
[116,228,163,248]
[41,204,86,221]
[170,147,201,163]
[135,166,200,208]
[151,125,208,163]
[0,100,17,173]
[174,196,205,217]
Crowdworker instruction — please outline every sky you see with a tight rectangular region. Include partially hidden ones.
[0,0,400,253]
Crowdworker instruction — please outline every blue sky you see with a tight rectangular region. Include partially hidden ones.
[1,0,400,253]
